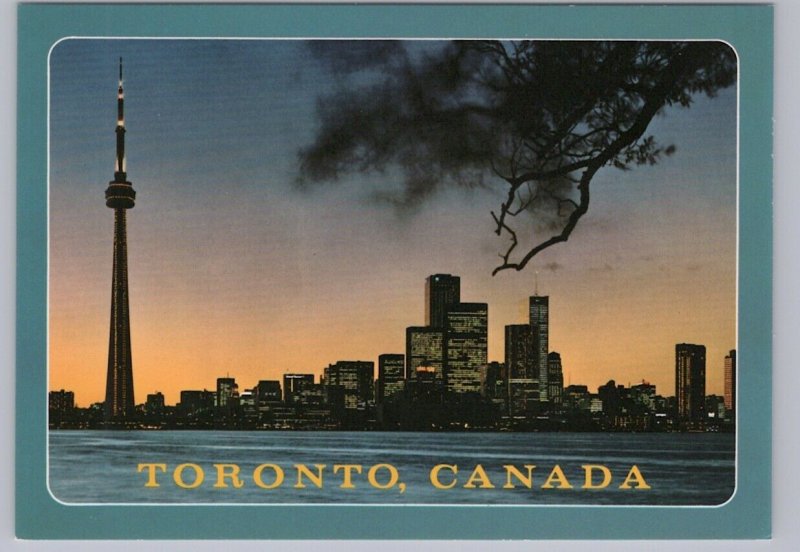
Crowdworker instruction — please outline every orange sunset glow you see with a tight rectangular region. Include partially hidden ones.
[48,40,737,408]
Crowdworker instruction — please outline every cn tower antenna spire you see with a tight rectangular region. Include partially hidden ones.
[114,57,126,181]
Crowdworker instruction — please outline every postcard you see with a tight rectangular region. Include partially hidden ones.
[16,3,772,540]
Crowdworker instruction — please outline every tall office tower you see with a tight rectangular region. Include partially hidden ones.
[254,380,282,404]
[406,327,445,381]
[323,361,374,410]
[504,324,537,415]
[479,361,506,402]
[445,302,488,394]
[529,295,550,403]
[377,354,405,403]
[547,351,564,408]
[216,377,239,408]
[425,274,460,328]
[283,374,314,403]
[675,343,707,421]
[724,349,736,413]
[104,59,137,421]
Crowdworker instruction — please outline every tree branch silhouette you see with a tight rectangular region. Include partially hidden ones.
[297,40,736,274]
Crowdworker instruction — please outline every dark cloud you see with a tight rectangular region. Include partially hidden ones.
[307,40,407,74]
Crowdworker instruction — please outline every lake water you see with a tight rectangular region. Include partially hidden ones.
[48,430,735,505]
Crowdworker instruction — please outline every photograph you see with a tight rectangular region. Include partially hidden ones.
[47,38,738,507]
[15,3,773,541]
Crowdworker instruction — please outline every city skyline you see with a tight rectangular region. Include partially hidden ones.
[48,40,737,406]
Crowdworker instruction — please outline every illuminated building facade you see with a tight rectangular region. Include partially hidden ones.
[216,377,239,408]
[675,343,706,421]
[547,351,564,409]
[445,302,488,394]
[724,349,736,413]
[283,373,314,404]
[504,323,537,415]
[377,354,405,403]
[323,361,374,410]
[406,327,445,381]
[529,295,549,403]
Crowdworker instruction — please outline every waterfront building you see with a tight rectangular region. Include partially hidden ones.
[377,354,405,403]
[283,373,314,404]
[529,295,550,403]
[563,385,590,411]
[425,274,460,328]
[406,327,445,381]
[705,394,727,419]
[598,380,623,417]
[479,361,506,404]
[504,324,537,415]
[724,349,736,414]
[294,383,326,407]
[49,389,75,412]
[178,389,215,416]
[445,302,488,394]
[216,377,238,408]
[144,392,165,414]
[323,361,374,410]
[254,380,282,408]
[675,343,707,422]
[630,381,657,411]
[547,352,564,409]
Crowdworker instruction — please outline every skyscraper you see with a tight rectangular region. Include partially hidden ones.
[323,361,374,410]
[504,324,537,415]
[675,343,706,422]
[724,349,736,413]
[104,59,137,421]
[406,327,445,381]
[377,354,405,403]
[547,351,564,409]
[479,361,506,407]
[254,380,283,404]
[445,302,488,394]
[283,374,314,404]
[529,295,549,403]
[216,377,239,408]
[425,274,460,328]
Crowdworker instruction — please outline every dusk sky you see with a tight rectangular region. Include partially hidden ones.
[48,39,737,407]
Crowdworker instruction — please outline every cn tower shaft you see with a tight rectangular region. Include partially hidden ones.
[104,58,137,421]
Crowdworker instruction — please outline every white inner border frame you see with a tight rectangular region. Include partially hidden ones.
[45,36,741,508]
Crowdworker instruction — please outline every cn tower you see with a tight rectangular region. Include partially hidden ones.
[104,58,136,421]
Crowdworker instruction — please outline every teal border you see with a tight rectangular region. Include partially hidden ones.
[16,4,773,540]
